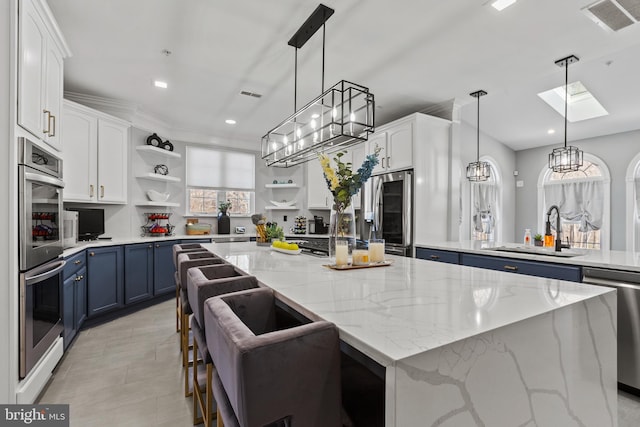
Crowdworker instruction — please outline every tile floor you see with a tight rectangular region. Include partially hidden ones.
[38,299,640,426]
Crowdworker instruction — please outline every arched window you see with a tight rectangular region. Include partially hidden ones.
[625,152,640,252]
[470,158,501,242]
[537,154,610,250]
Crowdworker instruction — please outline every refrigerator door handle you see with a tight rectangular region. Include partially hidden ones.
[373,178,383,238]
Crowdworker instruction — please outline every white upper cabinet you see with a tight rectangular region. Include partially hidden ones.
[62,100,129,204]
[18,0,70,151]
[368,118,413,175]
[307,157,333,209]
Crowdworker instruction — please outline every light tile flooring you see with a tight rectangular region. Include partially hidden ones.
[39,299,640,427]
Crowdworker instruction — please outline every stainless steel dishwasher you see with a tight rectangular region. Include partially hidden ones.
[583,267,640,391]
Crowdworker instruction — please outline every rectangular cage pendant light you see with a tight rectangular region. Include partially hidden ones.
[261,80,374,167]
[466,161,491,182]
[261,4,375,168]
[549,145,583,172]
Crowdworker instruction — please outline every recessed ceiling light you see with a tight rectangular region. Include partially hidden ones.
[311,113,320,119]
[225,119,236,125]
[154,80,168,89]
[538,81,608,122]
[491,0,518,11]
[547,129,556,135]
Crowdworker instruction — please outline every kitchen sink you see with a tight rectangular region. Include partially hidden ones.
[484,246,584,258]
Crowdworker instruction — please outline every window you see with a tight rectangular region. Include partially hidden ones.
[470,160,500,242]
[186,146,255,216]
[625,152,640,252]
[539,156,610,250]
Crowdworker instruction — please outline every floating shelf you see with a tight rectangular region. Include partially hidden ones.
[265,206,298,210]
[135,201,180,207]
[136,173,181,182]
[136,145,181,159]
[265,183,298,188]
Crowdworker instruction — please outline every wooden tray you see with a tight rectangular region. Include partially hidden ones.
[323,260,393,270]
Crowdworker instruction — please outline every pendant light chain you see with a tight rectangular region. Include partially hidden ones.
[564,59,568,149]
[476,94,480,162]
[322,24,325,93]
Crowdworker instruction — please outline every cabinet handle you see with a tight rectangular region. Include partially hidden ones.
[50,114,56,137]
[430,255,440,260]
[90,185,94,197]
[100,185,105,198]
[42,110,51,134]
[89,252,95,257]
[381,157,385,168]
[156,244,160,248]
[504,265,518,271]
[74,260,81,265]
[148,245,152,249]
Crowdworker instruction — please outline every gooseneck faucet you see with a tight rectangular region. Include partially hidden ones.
[546,205,563,252]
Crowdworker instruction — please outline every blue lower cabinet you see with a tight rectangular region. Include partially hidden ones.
[124,243,154,304]
[416,247,460,264]
[87,246,124,317]
[62,274,76,348]
[154,240,179,295]
[75,266,87,329]
[181,238,211,244]
[460,253,581,282]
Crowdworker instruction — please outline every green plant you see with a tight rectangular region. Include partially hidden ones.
[534,233,543,241]
[218,200,231,214]
[265,223,284,241]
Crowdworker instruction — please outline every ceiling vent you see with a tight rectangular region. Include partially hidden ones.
[583,0,640,32]
[240,90,262,98]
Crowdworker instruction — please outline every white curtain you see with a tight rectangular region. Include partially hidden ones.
[544,180,604,231]
[186,146,255,190]
[472,183,496,233]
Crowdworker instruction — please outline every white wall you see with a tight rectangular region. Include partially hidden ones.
[1,0,17,404]
[515,129,640,251]
[458,113,517,243]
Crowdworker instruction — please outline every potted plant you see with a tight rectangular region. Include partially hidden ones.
[534,233,543,246]
[217,200,231,234]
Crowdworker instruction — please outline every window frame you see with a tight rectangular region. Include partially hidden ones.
[537,153,610,251]
[185,146,256,218]
[625,152,640,252]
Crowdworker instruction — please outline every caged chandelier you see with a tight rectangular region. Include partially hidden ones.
[261,4,375,168]
[548,55,583,173]
[466,90,491,182]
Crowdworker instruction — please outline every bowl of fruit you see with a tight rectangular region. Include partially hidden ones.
[270,240,301,255]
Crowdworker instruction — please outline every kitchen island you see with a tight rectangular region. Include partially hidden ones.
[203,242,617,427]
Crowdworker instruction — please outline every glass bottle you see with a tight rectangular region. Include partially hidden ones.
[524,229,532,246]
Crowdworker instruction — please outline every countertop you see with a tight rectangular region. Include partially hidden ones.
[416,240,640,272]
[61,232,329,257]
[202,242,612,366]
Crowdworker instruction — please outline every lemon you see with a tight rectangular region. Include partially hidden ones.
[290,243,299,250]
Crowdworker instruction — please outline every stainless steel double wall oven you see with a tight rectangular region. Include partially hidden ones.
[18,137,66,378]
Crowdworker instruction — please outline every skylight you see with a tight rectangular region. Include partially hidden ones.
[491,0,518,11]
[537,81,608,122]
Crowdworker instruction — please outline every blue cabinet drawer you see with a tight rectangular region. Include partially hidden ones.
[416,247,460,264]
[460,253,581,282]
[63,251,86,280]
[182,238,211,244]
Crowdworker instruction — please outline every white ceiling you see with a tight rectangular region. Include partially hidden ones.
[48,0,640,152]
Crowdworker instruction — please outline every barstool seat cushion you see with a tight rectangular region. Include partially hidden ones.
[204,288,341,427]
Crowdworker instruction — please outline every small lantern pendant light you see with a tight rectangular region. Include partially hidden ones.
[466,90,490,182]
[548,54,583,173]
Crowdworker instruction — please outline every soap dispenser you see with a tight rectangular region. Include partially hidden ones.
[524,229,532,246]
[544,221,554,248]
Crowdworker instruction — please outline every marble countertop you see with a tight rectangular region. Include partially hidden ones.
[203,242,613,367]
[417,240,640,272]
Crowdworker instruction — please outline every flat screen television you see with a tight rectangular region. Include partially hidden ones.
[67,208,104,241]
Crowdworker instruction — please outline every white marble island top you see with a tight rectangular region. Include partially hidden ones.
[203,242,612,366]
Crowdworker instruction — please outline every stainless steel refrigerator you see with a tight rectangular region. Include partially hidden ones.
[360,170,413,257]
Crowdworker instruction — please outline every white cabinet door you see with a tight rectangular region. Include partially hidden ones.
[386,121,413,172]
[307,159,332,209]
[367,132,387,175]
[349,143,366,210]
[97,119,128,203]
[43,43,63,149]
[62,106,97,202]
[18,0,46,139]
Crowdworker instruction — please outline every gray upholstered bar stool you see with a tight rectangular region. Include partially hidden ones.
[204,287,342,427]
[187,266,260,427]
[176,251,225,371]
[173,244,213,331]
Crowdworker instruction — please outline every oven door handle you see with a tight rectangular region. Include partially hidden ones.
[24,171,65,189]
[24,260,66,286]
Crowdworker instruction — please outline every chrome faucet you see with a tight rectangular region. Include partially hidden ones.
[546,205,569,252]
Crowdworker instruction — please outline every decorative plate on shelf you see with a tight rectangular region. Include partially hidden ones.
[269,200,296,207]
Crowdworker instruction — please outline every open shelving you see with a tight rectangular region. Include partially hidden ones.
[136,145,181,159]
[136,172,181,183]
